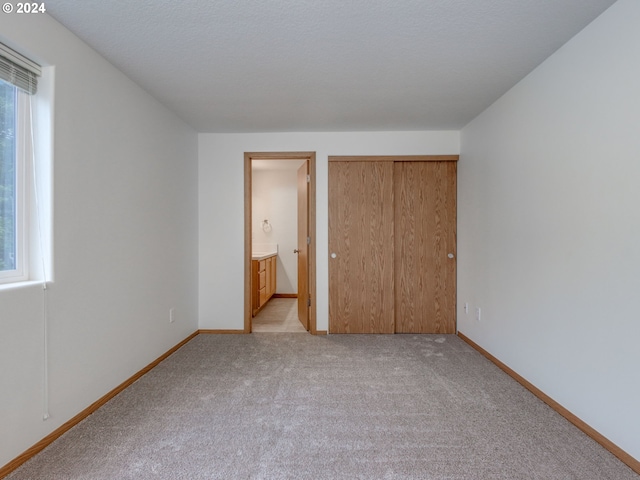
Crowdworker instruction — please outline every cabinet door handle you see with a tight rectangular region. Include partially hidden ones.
[294,249,301,254]
[448,253,455,259]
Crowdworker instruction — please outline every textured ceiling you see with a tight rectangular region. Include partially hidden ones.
[46,0,616,133]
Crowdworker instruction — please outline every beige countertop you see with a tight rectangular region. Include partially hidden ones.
[252,251,277,261]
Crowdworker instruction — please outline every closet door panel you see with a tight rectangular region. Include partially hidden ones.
[329,161,395,333]
[395,162,456,333]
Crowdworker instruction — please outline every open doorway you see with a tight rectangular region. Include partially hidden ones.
[244,152,317,334]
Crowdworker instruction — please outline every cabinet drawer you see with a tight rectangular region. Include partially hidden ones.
[259,270,266,287]
[259,286,267,305]
[259,260,266,272]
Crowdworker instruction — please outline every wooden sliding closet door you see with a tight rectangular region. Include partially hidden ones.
[328,161,395,333]
[394,162,457,333]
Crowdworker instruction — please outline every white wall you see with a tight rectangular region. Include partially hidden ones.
[252,168,299,293]
[459,0,640,461]
[0,13,199,468]
[199,131,460,330]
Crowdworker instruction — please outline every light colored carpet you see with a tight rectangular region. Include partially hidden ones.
[252,298,306,333]
[6,334,638,479]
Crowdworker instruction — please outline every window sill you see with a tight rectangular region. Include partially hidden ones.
[0,279,47,292]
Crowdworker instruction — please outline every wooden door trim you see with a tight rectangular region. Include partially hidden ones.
[244,152,317,334]
[328,155,459,162]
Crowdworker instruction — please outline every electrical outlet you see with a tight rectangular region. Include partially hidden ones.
[475,307,481,321]
[169,308,175,323]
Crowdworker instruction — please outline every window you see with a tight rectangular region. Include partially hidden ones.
[0,79,25,281]
[0,43,42,285]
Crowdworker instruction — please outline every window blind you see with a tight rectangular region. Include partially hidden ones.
[0,42,41,95]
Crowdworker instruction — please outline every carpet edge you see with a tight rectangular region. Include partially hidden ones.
[0,330,200,479]
[457,331,640,475]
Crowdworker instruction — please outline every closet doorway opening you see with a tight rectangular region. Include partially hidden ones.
[244,152,317,334]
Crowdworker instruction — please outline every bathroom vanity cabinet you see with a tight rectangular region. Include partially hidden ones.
[251,254,277,316]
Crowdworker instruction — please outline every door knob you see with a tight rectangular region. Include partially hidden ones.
[448,253,455,259]
[294,249,301,254]
[331,253,337,259]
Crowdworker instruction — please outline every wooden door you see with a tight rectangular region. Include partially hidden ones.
[394,162,457,333]
[297,161,309,330]
[328,161,395,333]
